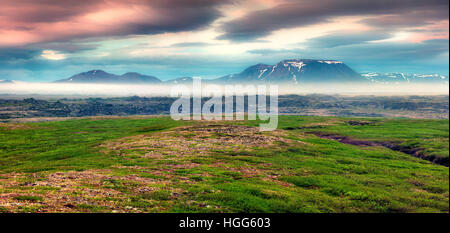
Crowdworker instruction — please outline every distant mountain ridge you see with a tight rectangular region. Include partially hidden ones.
[164,77,193,84]
[0,80,14,84]
[55,70,161,83]
[51,59,449,85]
[362,72,449,84]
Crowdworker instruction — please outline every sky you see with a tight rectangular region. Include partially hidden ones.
[0,0,448,82]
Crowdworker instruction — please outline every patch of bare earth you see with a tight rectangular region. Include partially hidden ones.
[0,170,181,213]
[0,122,34,130]
[102,124,292,159]
[102,124,298,183]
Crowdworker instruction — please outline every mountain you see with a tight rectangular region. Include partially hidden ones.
[120,72,161,83]
[362,72,449,84]
[52,62,449,85]
[216,59,363,84]
[217,64,273,83]
[164,77,193,84]
[55,70,161,83]
[0,80,14,84]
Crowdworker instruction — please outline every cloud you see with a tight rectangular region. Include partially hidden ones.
[170,42,214,47]
[246,38,449,73]
[247,48,301,55]
[32,41,98,53]
[306,31,393,48]
[349,39,449,60]
[0,0,448,80]
[1,38,448,82]
[218,0,449,41]
[0,47,257,81]
[361,10,449,28]
[0,0,232,47]
[41,50,66,60]
[0,48,40,60]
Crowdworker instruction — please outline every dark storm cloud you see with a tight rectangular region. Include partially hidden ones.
[218,0,449,41]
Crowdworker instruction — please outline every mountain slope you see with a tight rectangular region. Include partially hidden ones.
[217,63,273,83]
[164,77,193,84]
[120,72,161,83]
[55,70,161,83]
[216,59,363,84]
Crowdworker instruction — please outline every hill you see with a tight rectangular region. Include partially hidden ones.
[55,70,161,84]
[0,116,448,213]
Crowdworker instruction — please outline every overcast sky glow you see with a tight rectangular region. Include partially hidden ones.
[0,0,448,82]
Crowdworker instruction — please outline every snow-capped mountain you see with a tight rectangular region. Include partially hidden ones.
[362,73,449,84]
[55,70,161,83]
[50,62,449,85]
[216,59,363,84]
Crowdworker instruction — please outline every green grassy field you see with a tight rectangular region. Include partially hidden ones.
[0,116,448,213]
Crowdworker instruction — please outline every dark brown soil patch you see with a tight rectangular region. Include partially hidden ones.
[346,120,376,126]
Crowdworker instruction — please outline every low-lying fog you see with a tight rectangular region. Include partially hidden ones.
[0,82,448,97]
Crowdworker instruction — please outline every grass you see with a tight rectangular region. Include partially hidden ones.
[0,116,185,172]
[13,195,43,202]
[276,116,449,162]
[0,115,448,213]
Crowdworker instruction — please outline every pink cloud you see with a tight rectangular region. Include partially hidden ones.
[0,0,230,47]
